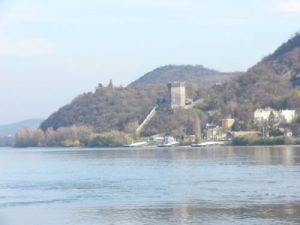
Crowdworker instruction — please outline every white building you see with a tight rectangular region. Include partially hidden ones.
[254,108,297,124]
[280,110,297,123]
[254,108,279,122]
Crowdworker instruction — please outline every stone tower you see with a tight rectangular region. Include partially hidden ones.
[168,82,186,109]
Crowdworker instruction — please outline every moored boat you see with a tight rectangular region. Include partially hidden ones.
[157,136,179,147]
[191,141,223,147]
[123,141,148,147]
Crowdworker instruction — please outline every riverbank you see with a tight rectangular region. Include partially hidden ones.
[232,135,300,146]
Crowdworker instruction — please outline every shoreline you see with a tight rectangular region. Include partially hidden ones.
[1,144,300,150]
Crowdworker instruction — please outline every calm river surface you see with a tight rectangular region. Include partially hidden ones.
[0,146,300,225]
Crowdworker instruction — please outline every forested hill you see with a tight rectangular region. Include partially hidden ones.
[40,84,207,133]
[40,86,168,132]
[41,32,300,134]
[201,33,300,126]
[248,33,300,77]
[130,65,241,86]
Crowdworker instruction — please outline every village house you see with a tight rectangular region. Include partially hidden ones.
[222,118,235,130]
[254,108,297,124]
[205,127,227,141]
[205,124,227,141]
[279,128,293,137]
[279,110,297,124]
[254,107,279,122]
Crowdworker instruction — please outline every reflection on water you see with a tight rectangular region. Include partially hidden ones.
[80,201,300,225]
[0,146,300,225]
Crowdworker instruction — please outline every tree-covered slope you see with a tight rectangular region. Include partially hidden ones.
[130,65,241,86]
[40,83,207,135]
[199,33,300,126]
[249,33,300,77]
[41,32,300,134]
[40,86,168,132]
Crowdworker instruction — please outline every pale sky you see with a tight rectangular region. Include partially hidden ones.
[0,0,300,124]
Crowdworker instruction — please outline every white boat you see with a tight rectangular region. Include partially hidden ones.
[191,141,223,147]
[157,136,179,147]
[123,141,148,147]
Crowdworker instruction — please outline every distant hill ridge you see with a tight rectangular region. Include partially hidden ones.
[130,65,242,86]
[0,119,44,136]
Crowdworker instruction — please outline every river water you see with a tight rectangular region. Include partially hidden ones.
[0,146,300,225]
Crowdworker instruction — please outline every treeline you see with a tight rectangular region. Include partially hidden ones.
[232,135,300,146]
[14,126,133,148]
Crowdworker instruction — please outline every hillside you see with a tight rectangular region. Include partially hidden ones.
[249,32,300,77]
[40,83,206,135]
[130,65,241,86]
[0,119,44,136]
[40,86,168,132]
[41,32,300,135]
[198,33,300,128]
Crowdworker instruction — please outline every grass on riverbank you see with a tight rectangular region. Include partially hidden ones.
[232,135,300,146]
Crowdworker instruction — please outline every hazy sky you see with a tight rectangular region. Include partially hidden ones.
[0,0,300,124]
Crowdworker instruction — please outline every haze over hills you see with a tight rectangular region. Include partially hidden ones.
[130,65,242,86]
[0,119,44,136]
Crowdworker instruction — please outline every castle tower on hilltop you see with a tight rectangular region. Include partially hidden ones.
[168,82,186,109]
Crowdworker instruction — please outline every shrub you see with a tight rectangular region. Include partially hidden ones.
[88,131,133,147]
[232,135,299,146]
[14,128,45,147]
